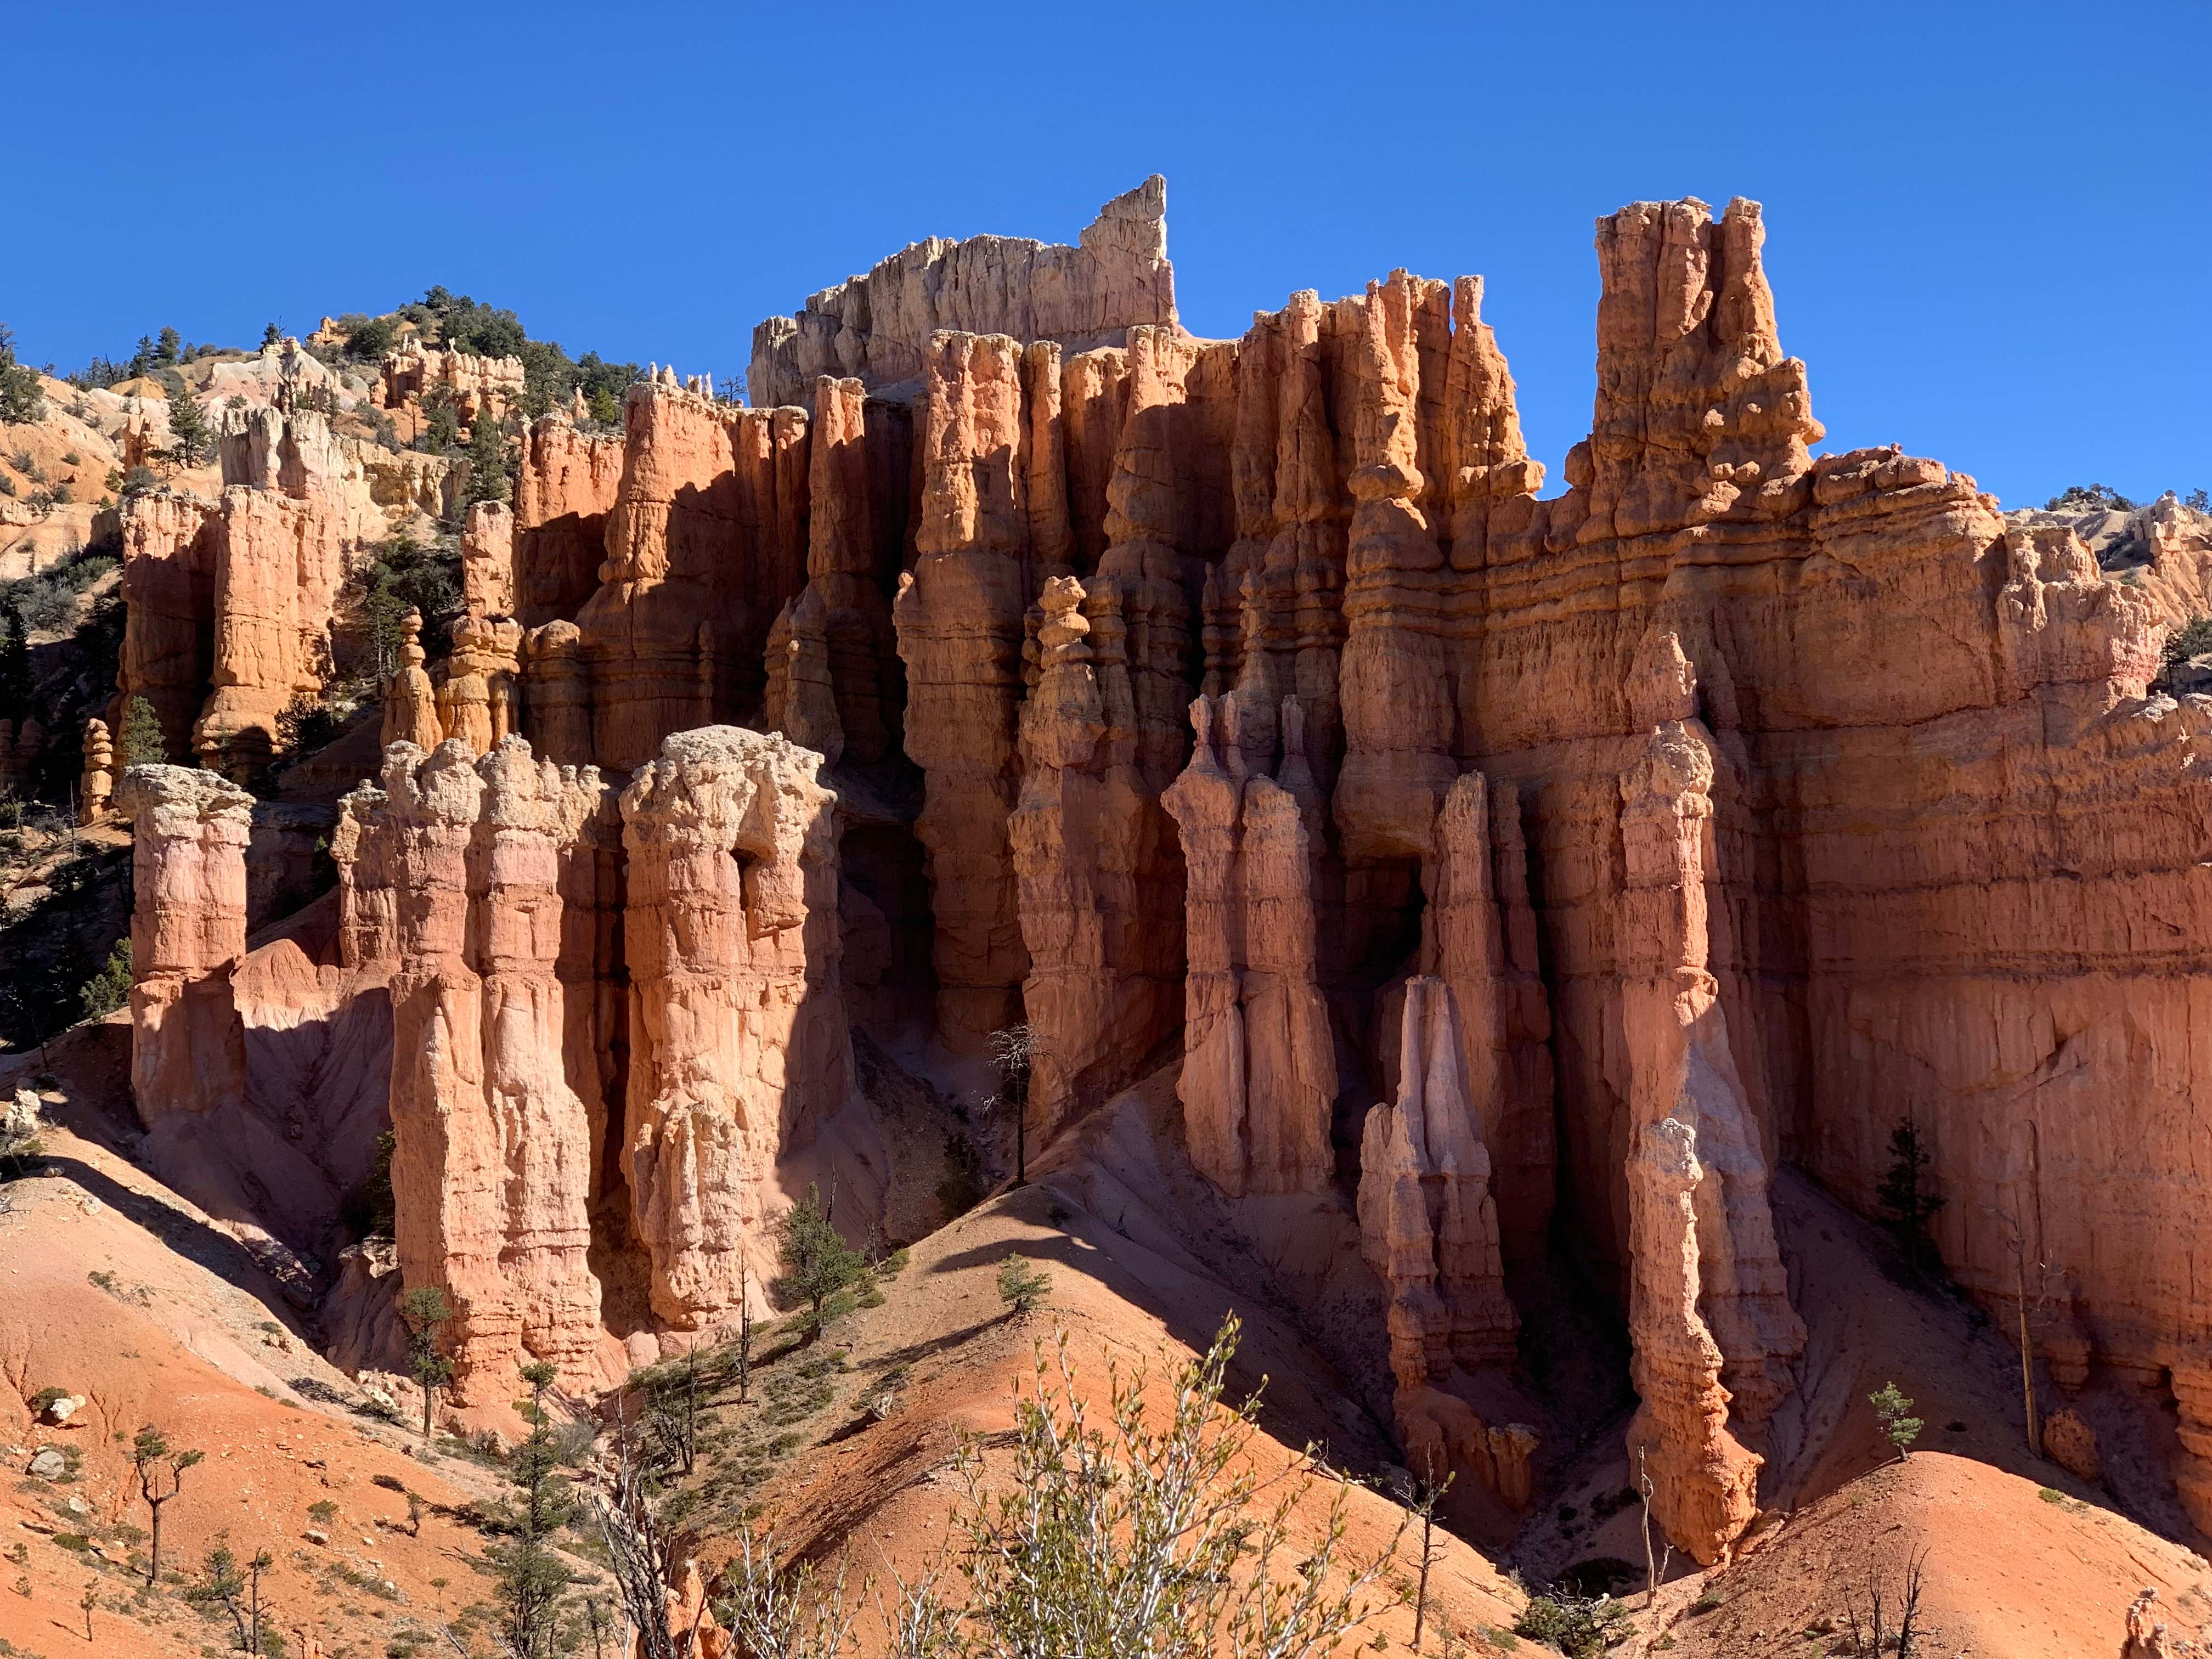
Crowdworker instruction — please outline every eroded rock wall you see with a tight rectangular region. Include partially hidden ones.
[619,725,851,1328]
[112,188,2212,1550]
[749,176,1177,409]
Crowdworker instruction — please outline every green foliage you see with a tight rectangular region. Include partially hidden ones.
[936,1131,986,1221]
[2159,614,2212,689]
[996,1255,1051,1314]
[772,1184,866,1329]
[342,315,397,362]
[119,694,169,768]
[0,325,46,426]
[1870,1381,1923,1459]
[2044,482,2136,513]
[274,690,352,778]
[1876,1118,1945,1272]
[0,607,27,723]
[719,1316,1406,1659]
[418,393,460,455]
[461,410,512,509]
[487,1362,582,1658]
[78,939,131,1020]
[166,380,215,468]
[399,1286,455,1439]
[1512,1588,1630,1656]
[341,1128,398,1239]
[120,463,160,499]
[419,287,527,360]
[2188,488,2209,512]
[346,533,462,678]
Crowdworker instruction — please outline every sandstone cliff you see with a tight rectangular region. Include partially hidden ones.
[99,188,2212,1565]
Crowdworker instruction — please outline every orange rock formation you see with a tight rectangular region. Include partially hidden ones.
[111,184,2212,1559]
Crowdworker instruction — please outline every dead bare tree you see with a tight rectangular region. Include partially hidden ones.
[987,1022,1036,1184]
[1409,1453,1453,1652]
[1997,1206,2057,1459]
[592,1397,680,1659]
[1842,1549,1930,1658]
[1637,1443,1672,1601]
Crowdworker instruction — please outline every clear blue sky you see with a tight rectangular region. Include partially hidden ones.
[8,1,2206,510]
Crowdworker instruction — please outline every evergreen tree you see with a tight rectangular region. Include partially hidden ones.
[0,605,29,721]
[155,326,181,365]
[261,323,281,348]
[490,1361,580,1658]
[0,324,46,426]
[119,695,169,768]
[78,939,132,1020]
[773,1183,865,1332]
[398,1285,455,1441]
[1869,1381,1925,1461]
[166,380,214,467]
[462,411,512,508]
[128,1425,204,1585]
[1877,1118,1945,1273]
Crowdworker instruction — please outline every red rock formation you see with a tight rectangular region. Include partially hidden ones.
[111,187,2212,1552]
[749,176,1177,409]
[372,344,525,442]
[120,764,252,1121]
[618,725,853,1328]
[578,385,809,772]
[80,719,113,822]
[1356,975,1534,1509]
[364,737,616,1400]
[1613,633,1801,1560]
[515,416,626,628]
[1160,692,1335,1195]
[115,489,222,760]
[893,333,1034,1046]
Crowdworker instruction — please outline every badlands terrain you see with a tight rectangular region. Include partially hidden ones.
[2,177,2211,1656]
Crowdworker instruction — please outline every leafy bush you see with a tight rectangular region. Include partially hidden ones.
[996,1256,1051,1314]
[1513,1588,1631,1656]
[2044,482,2136,513]
[2160,615,2212,688]
[0,326,45,426]
[78,939,131,1019]
[936,1131,986,1221]
[342,315,397,362]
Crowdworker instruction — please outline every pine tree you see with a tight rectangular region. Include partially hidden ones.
[1877,1118,1945,1273]
[773,1183,865,1333]
[128,1425,204,1585]
[119,695,169,768]
[490,1361,579,1658]
[1869,1382,1924,1461]
[0,605,29,721]
[461,410,512,507]
[0,324,45,426]
[398,1285,455,1441]
[78,939,132,1020]
[166,380,213,467]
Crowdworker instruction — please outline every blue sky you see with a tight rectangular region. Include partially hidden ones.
[7,0,2206,510]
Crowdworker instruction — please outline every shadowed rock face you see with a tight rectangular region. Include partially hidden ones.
[116,190,2212,1556]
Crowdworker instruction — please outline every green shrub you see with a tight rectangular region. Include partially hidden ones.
[78,939,131,1019]
[1513,1590,1630,1656]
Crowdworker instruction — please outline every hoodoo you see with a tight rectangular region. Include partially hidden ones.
[99,179,2212,1565]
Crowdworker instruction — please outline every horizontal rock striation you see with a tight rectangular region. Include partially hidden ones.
[111,188,2212,1545]
[748,176,1177,409]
